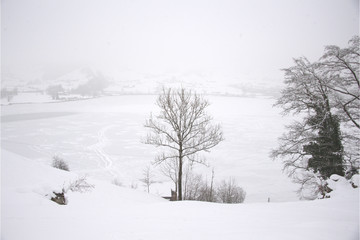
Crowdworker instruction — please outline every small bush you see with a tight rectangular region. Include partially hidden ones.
[184,173,209,201]
[217,178,246,203]
[52,156,70,171]
[112,178,123,187]
[49,176,94,205]
[182,169,246,203]
[66,176,94,193]
[130,182,138,189]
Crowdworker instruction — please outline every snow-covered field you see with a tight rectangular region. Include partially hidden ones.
[2,149,359,240]
[1,95,297,202]
[1,95,359,240]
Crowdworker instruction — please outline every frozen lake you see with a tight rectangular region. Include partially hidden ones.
[1,95,298,202]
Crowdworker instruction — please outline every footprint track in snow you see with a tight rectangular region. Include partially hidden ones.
[88,125,118,178]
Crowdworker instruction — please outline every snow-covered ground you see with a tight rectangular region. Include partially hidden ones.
[1,95,297,202]
[1,149,359,240]
[1,95,359,240]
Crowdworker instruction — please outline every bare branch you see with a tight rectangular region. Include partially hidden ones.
[144,87,224,200]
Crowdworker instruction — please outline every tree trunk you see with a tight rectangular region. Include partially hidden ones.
[178,156,183,201]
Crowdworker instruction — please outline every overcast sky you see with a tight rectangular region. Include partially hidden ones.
[1,0,359,83]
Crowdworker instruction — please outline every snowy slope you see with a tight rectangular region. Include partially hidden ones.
[1,149,359,240]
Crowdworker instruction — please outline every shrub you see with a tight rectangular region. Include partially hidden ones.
[217,178,246,203]
[49,176,94,205]
[183,173,204,201]
[182,168,245,203]
[52,156,70,171]
[66,176,95,193]
[112,178,123,187]
[49,158,95,205]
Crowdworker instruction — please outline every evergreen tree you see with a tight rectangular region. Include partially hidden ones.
[303,107,344,178]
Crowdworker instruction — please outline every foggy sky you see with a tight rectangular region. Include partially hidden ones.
[1,0,359,83]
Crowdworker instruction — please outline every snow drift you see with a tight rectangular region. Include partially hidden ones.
[1,149,358,240]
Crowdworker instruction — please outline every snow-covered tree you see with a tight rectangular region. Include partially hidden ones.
[46,84,64,100]
[319,36,360,178]
[320,36,359,129]
[272,58,344,173]
[272,36,359,198]
[144,88,224,200]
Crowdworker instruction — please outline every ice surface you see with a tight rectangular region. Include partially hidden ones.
[1,95,298,202]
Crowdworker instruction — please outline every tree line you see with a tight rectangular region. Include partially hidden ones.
[46,72,109,100]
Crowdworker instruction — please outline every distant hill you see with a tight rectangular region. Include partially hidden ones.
[1,66,282,98]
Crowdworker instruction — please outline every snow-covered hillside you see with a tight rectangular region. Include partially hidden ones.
[1,66,281,98]
[1,149,359,240]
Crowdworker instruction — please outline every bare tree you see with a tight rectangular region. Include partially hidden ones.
[144,87,224,200]
[320,36,359,129]
[217,178,246,203]
[140,165,156,193]
[183,164,202,200]
[207,168,216,202]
